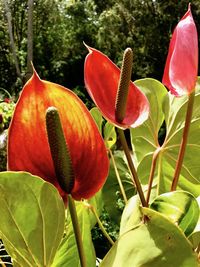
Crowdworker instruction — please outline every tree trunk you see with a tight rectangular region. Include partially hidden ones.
[3,0,23,82]
[26,0,34,82]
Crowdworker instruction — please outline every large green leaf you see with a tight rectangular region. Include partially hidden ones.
[131,78,200,196]
[52,200,96,267]
[150,191,199,236]
[188,196,200,249]
[102,151,135,224]
[119,195,142,236]
[100,208,199,267]
[131,78,167,167]
[0,171,65,267]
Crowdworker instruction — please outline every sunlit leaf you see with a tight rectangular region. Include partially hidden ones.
[119,195,142,236]
[100,208,199,267]
[150,191,199,236]
[188,196,200,249]
[131,77,200,196]
[0,171,65,267]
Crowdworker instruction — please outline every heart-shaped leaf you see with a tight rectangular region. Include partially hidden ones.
[100,208,199,267]
[131,78,200,196]
[150,191,199,236]
[0,171,65,267]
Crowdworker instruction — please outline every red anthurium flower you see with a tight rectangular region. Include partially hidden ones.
[84,46,149,129]
[8,69,109,202]
[163,5,198,97]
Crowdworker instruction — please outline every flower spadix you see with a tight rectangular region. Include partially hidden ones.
[8,69,109,201]
[163,5,198,96]
[84,46,149,129]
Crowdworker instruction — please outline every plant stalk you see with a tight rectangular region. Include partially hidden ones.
[171,90,195,191]
[68,195,87,267]
[118,129,147,207]
[86,202,115,246]
[146,147,160,205]
[0,258,6,267]
[109,149,128,204]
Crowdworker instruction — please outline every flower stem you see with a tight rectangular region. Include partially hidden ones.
[85,202,115,246]
[118,129,147,207]
[68,195,87,267]
[146,147,161,205]
[171,90,195,191]
[109,149,128,204]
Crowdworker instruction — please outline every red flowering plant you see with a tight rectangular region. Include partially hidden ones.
[0,4,200,267]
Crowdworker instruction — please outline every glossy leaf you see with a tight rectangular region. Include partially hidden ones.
[0,171,65,267]
[52,201,96,267]
[8,70,109,201]
[131,78,200,195]
[163,5,198,96]
[84,46,149,129]
[150,191,199,236]
[119,195,142,236]
[131,78,167,167]
[188,196,200,249]
[100,208,199,267]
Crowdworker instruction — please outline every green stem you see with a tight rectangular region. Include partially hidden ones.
[109,149,128,204]
[146,147,160,205]
[171,91,195,191]
[68,195,87,267]
[118,129,147,207]
[86,202,115,246]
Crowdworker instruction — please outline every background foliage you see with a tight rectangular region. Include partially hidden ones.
[0,0,200,97]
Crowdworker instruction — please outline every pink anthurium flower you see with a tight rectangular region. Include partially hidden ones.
[163,5,198,96]
[7,69,109,202]
[84,46,149,129]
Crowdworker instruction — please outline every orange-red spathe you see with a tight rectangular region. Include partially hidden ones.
[8,70,109,201]
[84,46,149,129]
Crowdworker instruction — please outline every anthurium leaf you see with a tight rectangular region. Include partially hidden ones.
[131,77,200,196]
[100,208,199,267]
[52,201,96,267]
[131,78,167,167]
[102,151,135,224]
[150,191,199,236]
[104,122,117,149]
[0,171,65,267]
[188,196,200,249]
[119,195,142,236]
[90,107,103,133]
